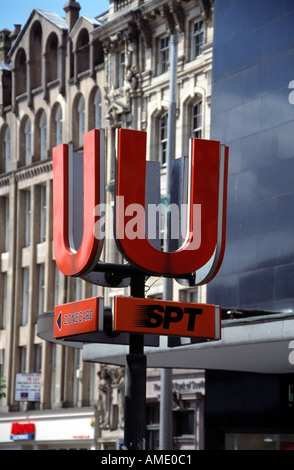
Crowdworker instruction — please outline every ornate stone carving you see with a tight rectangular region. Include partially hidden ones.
[98,365,125,430]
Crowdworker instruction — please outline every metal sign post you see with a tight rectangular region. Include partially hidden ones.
[124,270,146,450]
[52,119,228,451]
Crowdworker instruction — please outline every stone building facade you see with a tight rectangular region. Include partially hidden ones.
[0,0,213,450]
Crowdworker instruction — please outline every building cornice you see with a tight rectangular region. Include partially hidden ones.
[0,160,53,191]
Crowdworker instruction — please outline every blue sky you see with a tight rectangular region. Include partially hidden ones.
[0,0,110,31]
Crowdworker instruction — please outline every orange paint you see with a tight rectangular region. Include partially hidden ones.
[114,296,221,339]
[54,297,103,338]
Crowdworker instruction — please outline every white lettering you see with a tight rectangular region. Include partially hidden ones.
[64,309,93,325]
[144,454,190,465]
[93,198,201,249]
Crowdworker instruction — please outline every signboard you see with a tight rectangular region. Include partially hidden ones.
[113,297,221,340]
[15,373,41,402]
[10,423,35,441]
[54,297,103,339]
[53,129,228,286]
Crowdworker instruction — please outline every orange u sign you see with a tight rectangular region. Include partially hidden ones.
[53,129,228,285]
[53,129,104,276]
[115,129,228,284]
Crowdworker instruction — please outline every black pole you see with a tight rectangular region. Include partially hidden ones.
[124,270,146,450]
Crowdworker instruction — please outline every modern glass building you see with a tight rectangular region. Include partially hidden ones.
[205,0,294,450]
[208,0,294,311]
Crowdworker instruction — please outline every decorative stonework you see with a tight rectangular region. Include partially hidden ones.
[98,365,125,430]
[15,162,52,183]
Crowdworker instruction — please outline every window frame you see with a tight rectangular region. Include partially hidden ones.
[55,104,63,146]
[78,95,85,147]
[25,190,31,247]
[192,100,203,138]
[38,264,45,316]
[159,112,168,166]
[22,267,30,326]
[118,50,125,88]
[94,88,102,129]
[24,118,31,166]
[4,126,10,173]
[191,19,204,60]
[39,111,47,160]
[40,185,47,243]
[158,36,169,75]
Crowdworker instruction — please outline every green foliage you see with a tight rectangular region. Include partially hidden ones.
[0,376,6,399]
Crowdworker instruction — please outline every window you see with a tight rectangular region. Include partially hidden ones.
[78,95,85,147]
[22,268,29,325]
[118,51,125,88]
[146,403,160,450]
[1,273,7,329]
[173,410,195,437]
[94,88,102,129]
[76,29,90,75]
[158,37,169,75]
[4,127,10,173]
[25,191,31,246]
[35,344,42,374]
[24,118,31,165]
[40,185,47,242]
[46,33,58,84]
[75,277,82,301]
[159,112,168,165]
[5,197,9,252]
[55,105,63,146]
[30,21,42,89]
[191,19,204,59]
[39,111,47,160]
[54,267,60,306]
[192,100,202,138]
[38,264,45,316]
[20,347,27,373]
[180,288,198,303]
[15,49,27,96]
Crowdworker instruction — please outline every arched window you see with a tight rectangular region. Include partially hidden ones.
[15,49,27,96]
[4,126,10,172]
[118,51,125,88]
[39,111,47,160]
[192,100,202,138]
[78,95,85,147]
[88,87,102,131]
[50,104,63,149]
[159,112,168,165]
[29,21,42,89]
[46,32,58,84]
[24,118,31,165]
[76,29,89,75]
[55,105,63,145]
[92,38,104,68]
[94,88,102,129]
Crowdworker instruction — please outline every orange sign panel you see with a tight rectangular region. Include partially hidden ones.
[54,297,103,339]
[113,297,221,339]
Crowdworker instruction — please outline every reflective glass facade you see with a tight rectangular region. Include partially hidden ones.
[208,0,294,310]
